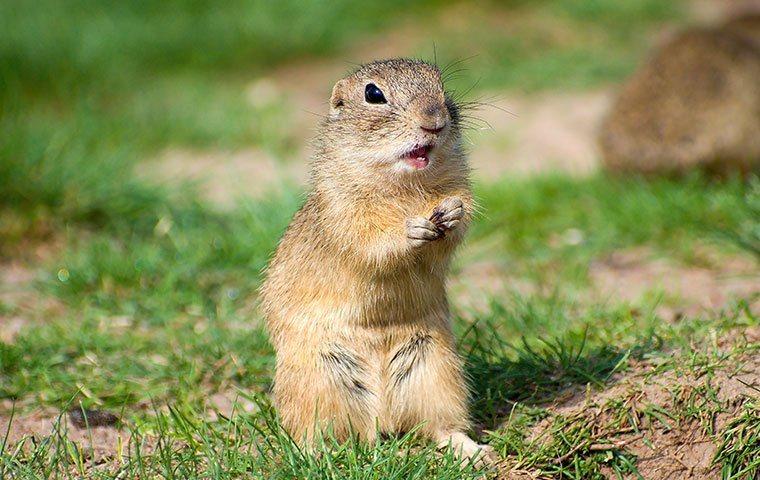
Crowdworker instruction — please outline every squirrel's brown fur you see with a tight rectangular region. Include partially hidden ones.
[599,19,760,176]
[260,58,492,460]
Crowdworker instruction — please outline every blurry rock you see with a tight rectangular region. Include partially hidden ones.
[68,408,120,429]
[599,19,760,176]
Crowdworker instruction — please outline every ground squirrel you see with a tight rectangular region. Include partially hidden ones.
[599,18,760,176]
[260,58,493,461]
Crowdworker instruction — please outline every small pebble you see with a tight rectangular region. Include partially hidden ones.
[67,408,120,429]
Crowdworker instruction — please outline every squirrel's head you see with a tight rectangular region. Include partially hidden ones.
[318,58,463,181]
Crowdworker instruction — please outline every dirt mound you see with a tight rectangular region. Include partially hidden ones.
[498,327,759,479]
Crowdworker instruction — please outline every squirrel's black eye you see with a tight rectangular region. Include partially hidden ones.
[364,83,387,104]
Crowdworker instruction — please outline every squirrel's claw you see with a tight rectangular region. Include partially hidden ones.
[430,196,464,232]
[406,217,442,247]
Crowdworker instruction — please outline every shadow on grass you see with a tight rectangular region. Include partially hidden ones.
[460,318,655,431]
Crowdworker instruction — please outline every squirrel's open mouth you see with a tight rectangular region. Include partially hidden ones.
[401,144,432,170]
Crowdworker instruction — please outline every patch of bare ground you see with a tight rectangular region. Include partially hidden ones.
[499,326,759,479]
[205,389,259,422]
[0,263,35,343]
[0,259,63,344]
[0,408,131,466]
[145,147,308,208]
[467,90,610,180]
[450,245,758,319]
[590,247,759,320]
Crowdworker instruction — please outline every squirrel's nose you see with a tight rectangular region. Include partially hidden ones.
[418,98,448,133]
[421,124,445,134]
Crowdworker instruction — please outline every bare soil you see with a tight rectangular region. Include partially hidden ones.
[0,408,128,464]
[0,263,34,343]
[148,147,306,207]
[0,260,63,344]
[498,327,760,480]
[451,246,758,319]
[589,247,759,320]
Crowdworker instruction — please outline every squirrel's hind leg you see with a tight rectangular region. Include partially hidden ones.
[274,345,380,445]
[384,328,493,463]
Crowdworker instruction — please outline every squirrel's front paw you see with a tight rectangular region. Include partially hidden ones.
[406,217,442,248]
[430,196,464,232]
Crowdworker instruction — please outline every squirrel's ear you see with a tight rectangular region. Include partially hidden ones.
[329,79,347,114]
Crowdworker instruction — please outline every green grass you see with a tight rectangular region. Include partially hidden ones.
[714,401,760,480]
[1,399,489,479]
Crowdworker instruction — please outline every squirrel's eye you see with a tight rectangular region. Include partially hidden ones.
[364,83,387,104]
